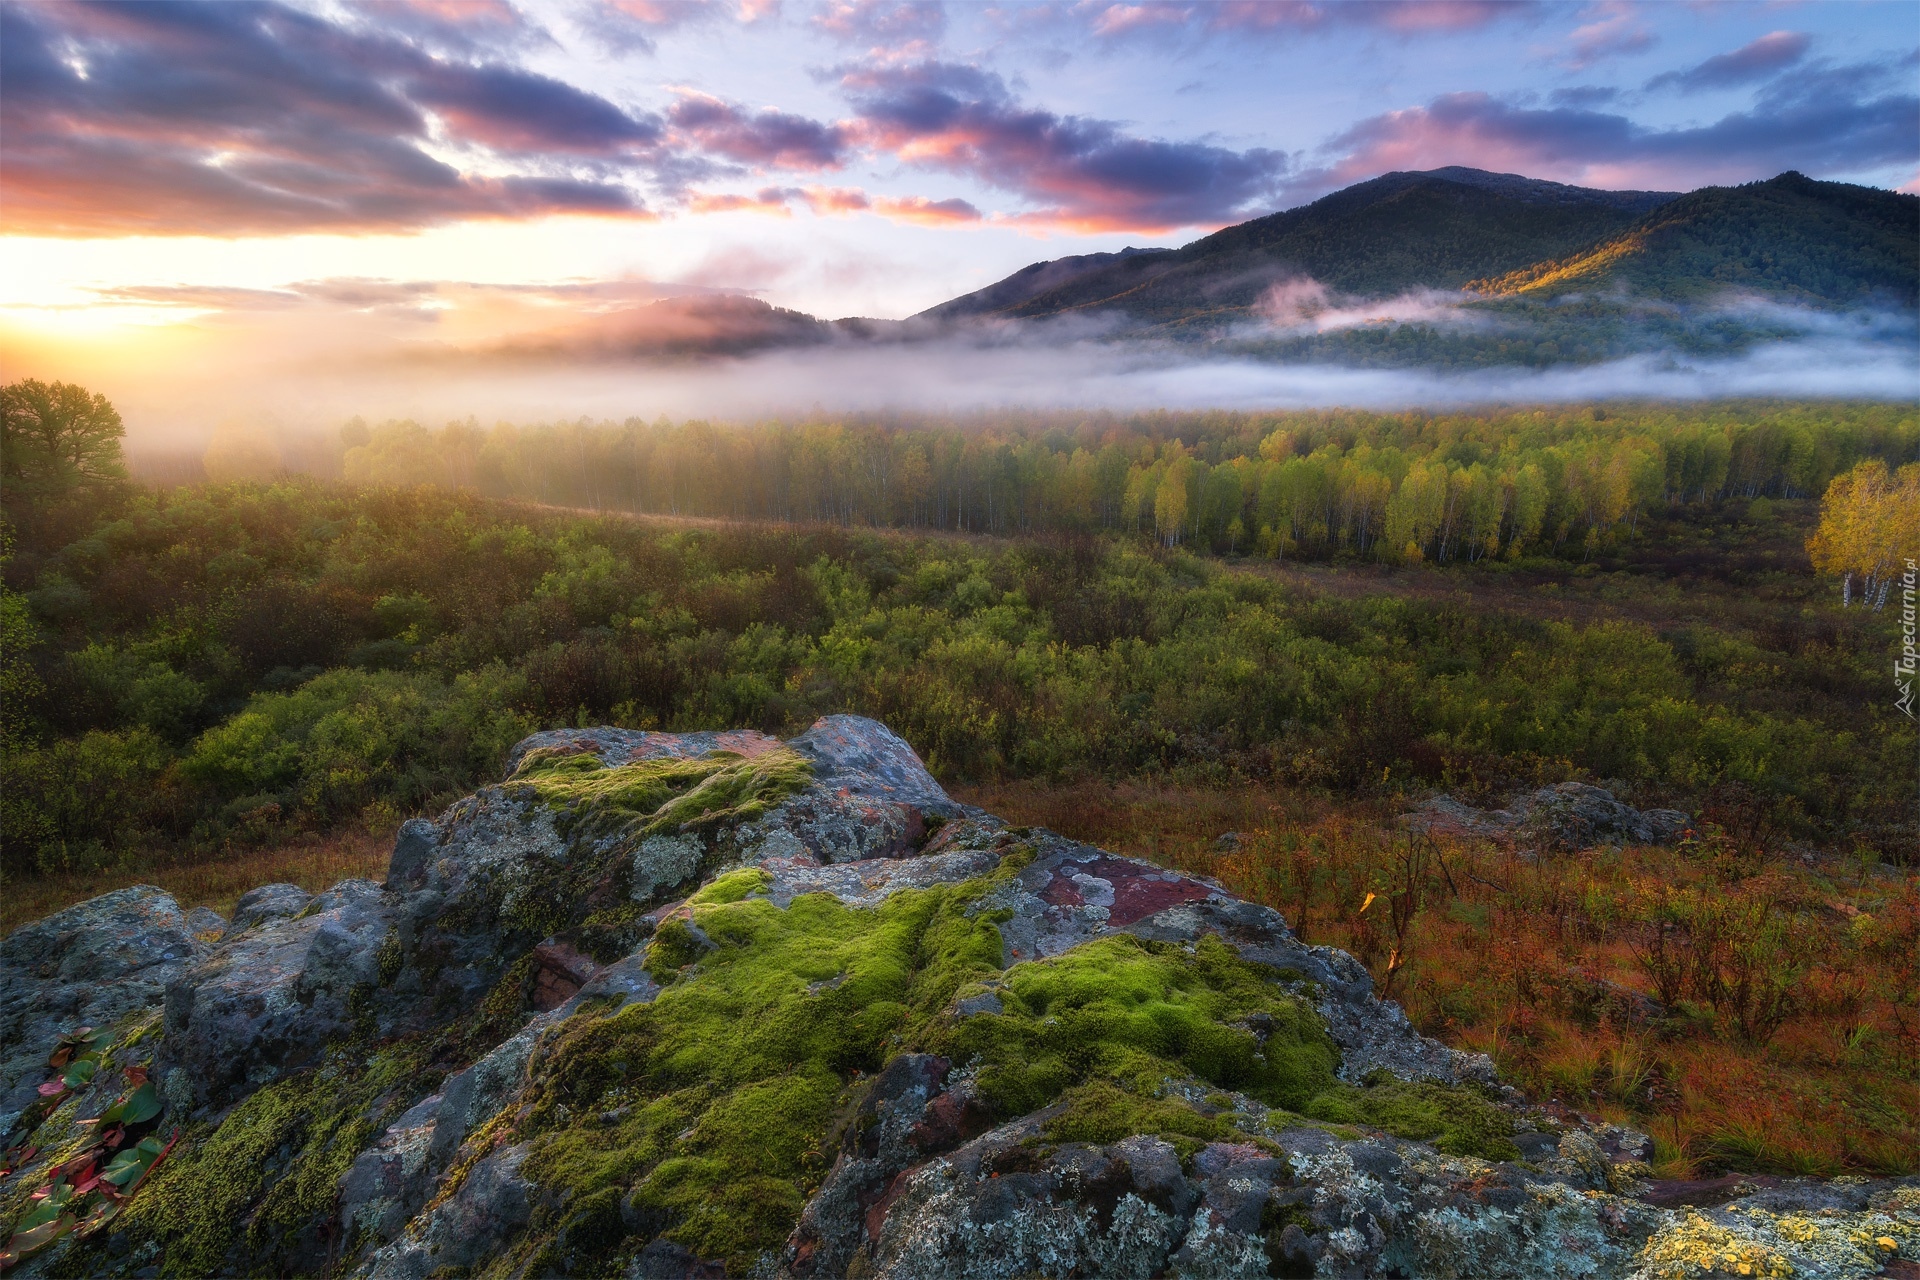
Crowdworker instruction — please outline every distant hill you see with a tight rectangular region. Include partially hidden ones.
[920,247,1176,322]
[1472,172,1920,307]
[484,294,841,361]
[920,168,1919,332]
[919,167,1679,326]
[465,170,1915,369]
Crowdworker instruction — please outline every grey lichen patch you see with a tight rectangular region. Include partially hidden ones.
[631,833,704,902]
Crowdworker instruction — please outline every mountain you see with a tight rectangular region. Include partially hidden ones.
[454,169,1915,369]
[918,246,1176,321]
[1472,171,1920,307]
[479,293,846,361]
[920,168,1920,334]
[918,167,1680,326]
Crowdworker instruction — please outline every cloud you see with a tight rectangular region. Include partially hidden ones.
[685,183,979,225]
[412,62,661,154]
[340,0,547,54]
[872,194,981,224]
[689,188,801,215]
[24,305,1913,449]
[1648,30,1811,93]
[1549,85,1618,108]
[1076,1,1529,40]
[0,1,662,236]
[1254,278,1482,334]
[812,1,946,52]
[1306,75,1919,196]
[800,185,877,214]
[669,93,848,169]
[574,0,758,54]
[1557,1,1654,71]
[838,59,1285,230]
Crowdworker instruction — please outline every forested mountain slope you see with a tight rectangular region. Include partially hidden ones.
[921,169,1917,331]
[920,167,1678,324]
[1473,171,1920,306]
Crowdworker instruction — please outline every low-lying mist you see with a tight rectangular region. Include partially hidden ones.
[5,289,1914,456]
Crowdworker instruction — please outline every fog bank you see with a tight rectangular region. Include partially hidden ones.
[4,308,1914,452]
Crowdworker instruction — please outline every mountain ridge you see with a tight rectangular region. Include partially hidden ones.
[917,167,1684,323]
[919,167,1916,325]
[439,168,1916,367]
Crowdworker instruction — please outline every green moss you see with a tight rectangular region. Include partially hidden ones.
[574,902,650,964]
[510,746,813,844]
[376,930,404,986]
[520,865,1011,1276]
[1040,1080,1233,1162]
[95,1045,434,1278]
[1301,1078,1520,1162]
[935,933,1340,1118]
[514,868,1341,1277]
[448,953,537,1060]
[643,917,712,984]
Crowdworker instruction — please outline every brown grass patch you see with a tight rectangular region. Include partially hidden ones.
[0,828,393,936]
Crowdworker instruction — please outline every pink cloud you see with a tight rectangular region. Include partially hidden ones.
[683,183,979,225]
[1557,0,1655,71]
[1308,84,1919,196]
[839,59,1284,231]
[799,185,876,213]
[813,0,946,52]
[688,188,797,215]
[872,194,981,224]
[669,92,848,169]
[1078,0,1527,39]
[0,2,661,235]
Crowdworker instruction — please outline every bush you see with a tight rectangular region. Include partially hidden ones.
[0,728,180,878]
[183,666,534,827]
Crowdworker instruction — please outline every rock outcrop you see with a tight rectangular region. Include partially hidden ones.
[1406,782,1690,852]
[2,716,1912,1279]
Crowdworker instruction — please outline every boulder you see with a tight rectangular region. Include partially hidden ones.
[161,878,396,1110]
[223,882,312,935]
[0,885,202,1133]
[1407,782,1689,851]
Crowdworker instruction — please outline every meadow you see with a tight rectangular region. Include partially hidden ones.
[3,391,1915,1178]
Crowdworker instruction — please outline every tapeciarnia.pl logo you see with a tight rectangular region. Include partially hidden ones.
[1898,558,1917,720]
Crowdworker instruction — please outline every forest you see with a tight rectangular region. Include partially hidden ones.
[177,401,1917,563]
[5,387,1915,880]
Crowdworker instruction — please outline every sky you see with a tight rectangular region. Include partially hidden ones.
[1,0,1916,435]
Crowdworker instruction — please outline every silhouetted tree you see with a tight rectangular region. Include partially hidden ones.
[1,379,127,500]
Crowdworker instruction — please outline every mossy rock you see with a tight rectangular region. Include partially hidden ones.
[935,933,1341,1119]
[1301,1076,1521,1162]
[67,1046,439,1279]
[507,872,1346,1276]
[510,746,814,846]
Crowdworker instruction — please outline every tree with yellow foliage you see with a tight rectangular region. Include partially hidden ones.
[1808,459,1920,609]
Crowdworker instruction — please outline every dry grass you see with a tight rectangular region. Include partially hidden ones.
[0,828,393,937]
[961,779,1920,1179]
